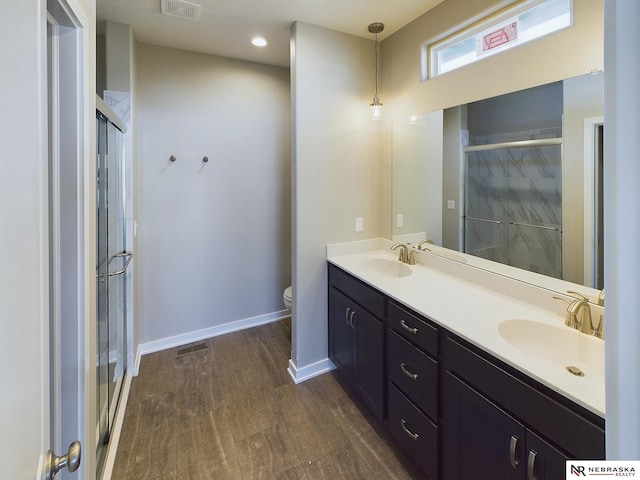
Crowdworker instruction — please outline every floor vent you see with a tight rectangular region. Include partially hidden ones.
[160,0,201,21]
[176,342,208,357]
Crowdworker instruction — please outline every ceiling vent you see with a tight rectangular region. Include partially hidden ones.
[161,0,201,21]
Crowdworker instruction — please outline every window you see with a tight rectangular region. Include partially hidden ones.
[425,0,572,79]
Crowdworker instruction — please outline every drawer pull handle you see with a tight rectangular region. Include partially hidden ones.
[400,363,419,380]
[349,310,356,329]
[400,319,418,334]
[509,435,519,468]
[344,308,351,326]
[527,450,538,480]
[400,419,419,441]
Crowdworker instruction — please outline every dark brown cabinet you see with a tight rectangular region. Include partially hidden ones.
[328,265,385,421]
[443,372,570,480]
[327,263,605,480]
[386,301,440,479]
[443,336,603,480]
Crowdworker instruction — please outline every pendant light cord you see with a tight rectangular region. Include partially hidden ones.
[374,31,379,102]
[368,22,384,106]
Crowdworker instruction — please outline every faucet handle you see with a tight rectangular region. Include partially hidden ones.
[553,296,579,328]
[592,313,605,339]
[597,289,605,306]
[553,295,572,308]
[417,240,433,252]
[391,243,407,263]
[407,248,420,265]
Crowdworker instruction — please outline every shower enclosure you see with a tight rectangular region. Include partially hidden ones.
[96,99,131,476]
[464,139,563,279]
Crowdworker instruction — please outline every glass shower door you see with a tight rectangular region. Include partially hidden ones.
[96,109,130,476]
[464,142,563,278]
[96,111,110,471]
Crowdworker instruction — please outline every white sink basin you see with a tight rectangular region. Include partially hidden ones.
[358,257,412,278]
[498,319,604,382]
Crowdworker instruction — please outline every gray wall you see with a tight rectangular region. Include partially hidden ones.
[135,43,291,345]
[603,0,640,459]
[290,22,383,376]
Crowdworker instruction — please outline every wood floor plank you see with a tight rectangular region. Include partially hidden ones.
[303,444,373,480]
[112,319,418,479]
[235,422,303,479]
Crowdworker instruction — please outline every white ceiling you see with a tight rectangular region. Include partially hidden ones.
[96,0,445,68]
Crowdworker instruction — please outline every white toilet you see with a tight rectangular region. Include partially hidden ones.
[283,285,293,311]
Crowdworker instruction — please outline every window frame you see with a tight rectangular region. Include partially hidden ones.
[423,0,573,80]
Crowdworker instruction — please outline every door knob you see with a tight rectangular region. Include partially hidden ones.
[44,441,81,479]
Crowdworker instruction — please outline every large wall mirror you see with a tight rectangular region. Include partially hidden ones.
[391,71,604,299]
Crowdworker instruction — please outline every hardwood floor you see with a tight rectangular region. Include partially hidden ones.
[112,319,423,479]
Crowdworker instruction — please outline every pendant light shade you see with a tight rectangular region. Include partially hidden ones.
[368,22,384,120]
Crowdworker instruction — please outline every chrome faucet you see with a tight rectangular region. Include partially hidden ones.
[553,291,595,335]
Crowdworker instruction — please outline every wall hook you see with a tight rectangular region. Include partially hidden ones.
[169,155,177,162]
[202,156,209,163]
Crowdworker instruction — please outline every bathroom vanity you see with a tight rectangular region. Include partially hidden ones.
[327,240,605,480]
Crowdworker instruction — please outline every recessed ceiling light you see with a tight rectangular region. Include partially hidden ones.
[251,37,269,47]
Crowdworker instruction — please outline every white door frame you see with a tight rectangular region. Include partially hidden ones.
[0,0,94,478]
[46,0,97,478]
[583,115,604,288]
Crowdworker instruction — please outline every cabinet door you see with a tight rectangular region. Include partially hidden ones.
[525,430,569,480]
[353,305,384,421]
[329,288,354,382]
[443,372,525,480]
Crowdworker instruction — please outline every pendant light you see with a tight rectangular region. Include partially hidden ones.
[368,22,384,120]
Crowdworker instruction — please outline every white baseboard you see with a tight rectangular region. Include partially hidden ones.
[287,357,335,384]
[100,372,133,480]
[135,310,291,368]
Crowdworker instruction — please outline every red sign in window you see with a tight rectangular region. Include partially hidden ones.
[482,22,518,51]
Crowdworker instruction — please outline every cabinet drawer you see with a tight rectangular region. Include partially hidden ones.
[328,264,385,318]
[388,329,438,420]
[387,384,439,480]
[388,301,438,356]
[445,336,605,460]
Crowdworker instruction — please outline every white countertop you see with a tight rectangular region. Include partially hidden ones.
[327,239,605,418]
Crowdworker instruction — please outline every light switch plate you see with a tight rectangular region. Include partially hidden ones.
[396,214,404,228]
[447,200,456,210]
[355,217,364,232]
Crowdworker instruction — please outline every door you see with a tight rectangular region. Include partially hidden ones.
[443,372,526,480]
[353,306,384,420]
[525,430,570,480]
[328,288,354,380]
[1,0,54,471]
[0,1,91,478]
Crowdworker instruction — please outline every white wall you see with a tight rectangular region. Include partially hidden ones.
[135,43,291,346]
[290,22,384,379]
[563,73,604,285]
